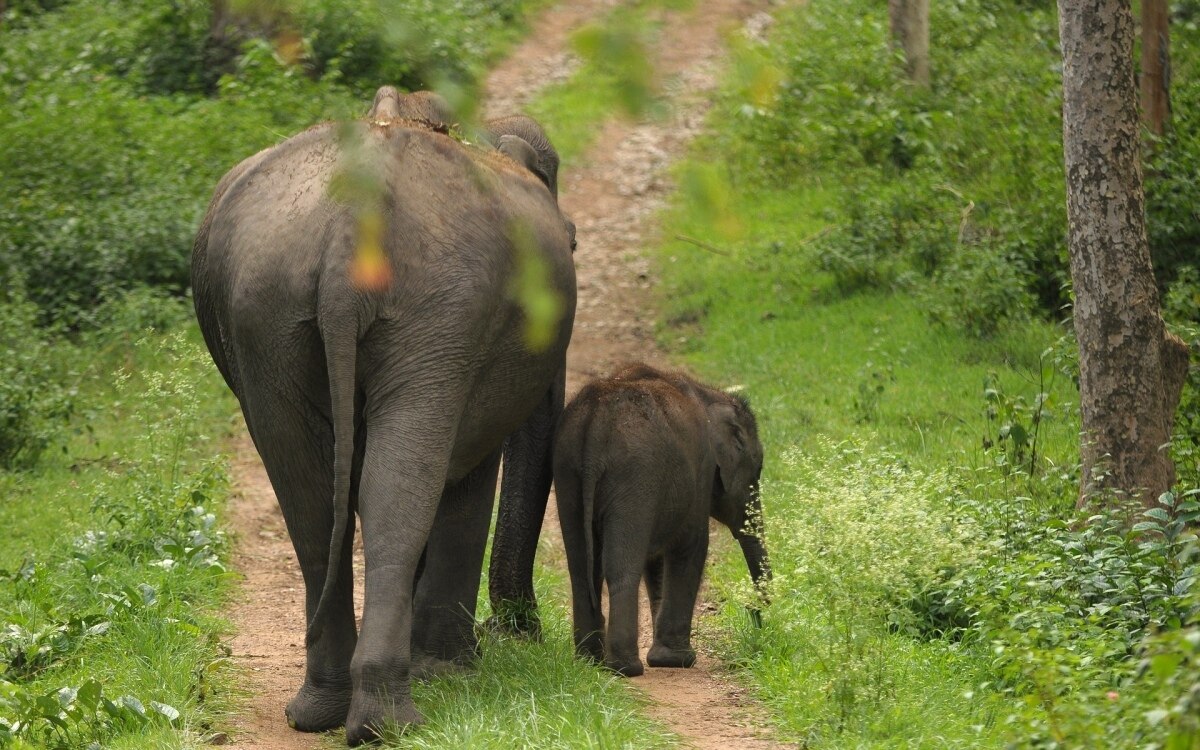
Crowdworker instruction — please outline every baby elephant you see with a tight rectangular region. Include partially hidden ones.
[554,363,769,677]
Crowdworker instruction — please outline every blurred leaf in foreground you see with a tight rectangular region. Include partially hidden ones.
[329,121,392,291]
[680,162,743,242]
[508,219,566,353]
[572,18,654,118]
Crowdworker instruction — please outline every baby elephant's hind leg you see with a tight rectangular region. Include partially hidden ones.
[647,530,708,668]
[601,507,654,677]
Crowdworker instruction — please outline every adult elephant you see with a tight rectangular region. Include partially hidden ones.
[192,88,576,744]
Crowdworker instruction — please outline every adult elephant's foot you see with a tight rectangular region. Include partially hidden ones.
[411,652,471,682]
[647,644,697,669]
[484,598,542,640]
[284,678,352,732]
[345,690,423,746]
[573,632,604,664]
[605,655,645,677]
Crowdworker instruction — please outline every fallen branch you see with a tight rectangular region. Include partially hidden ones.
[675,234,732,256]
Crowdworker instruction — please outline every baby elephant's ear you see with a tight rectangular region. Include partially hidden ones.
[709,403,745,492]
[497,134,551,189]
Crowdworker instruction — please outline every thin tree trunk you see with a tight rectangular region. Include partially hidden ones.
[888,0,930,86]
[1139,0,1170,136]
[1058,0,1191,509]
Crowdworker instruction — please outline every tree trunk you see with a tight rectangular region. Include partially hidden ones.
[1139,0,1171,136]
[888,0,930,86]
[1058,0,1191,509]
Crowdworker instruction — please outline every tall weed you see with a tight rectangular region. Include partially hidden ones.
[708,440,988,745]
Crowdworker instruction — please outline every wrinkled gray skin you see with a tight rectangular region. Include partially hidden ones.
[553,364,770,678]
[191,87,575,744]
[366,90,574,634]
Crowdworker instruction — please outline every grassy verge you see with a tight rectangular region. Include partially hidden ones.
[656,0,1200,747]
[0,298,239,748]
[356,557,676,749]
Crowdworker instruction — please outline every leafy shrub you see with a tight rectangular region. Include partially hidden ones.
[722,0,1071,325]
[926,242,1035,338]
[286,0,535,99]
[0,0,537,327]
[0,51,358,327]
[0,288,75,471]
[1163,267,1200,492]
[921,467,1199,746]
[1146,30,1200,291]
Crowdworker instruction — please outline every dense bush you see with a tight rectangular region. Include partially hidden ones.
[1146,72,1200,293]
[295,0,533,99]
[0,0,538,328]
[709,441,988,744]
[0,288,74,471]
[725,0,1196,336]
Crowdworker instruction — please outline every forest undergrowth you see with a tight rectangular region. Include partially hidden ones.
[659,0,1200,747]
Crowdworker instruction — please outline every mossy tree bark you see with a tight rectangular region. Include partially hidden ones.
[888,0,930,86]
[1058,0,1191,509]
[1139,0,1171,137]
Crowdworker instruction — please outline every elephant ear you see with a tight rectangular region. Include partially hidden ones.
[497,134,538,169]
[497,135,552,190]
[368,86,404,120]
[708,402,747,497]
[484,115,560,197]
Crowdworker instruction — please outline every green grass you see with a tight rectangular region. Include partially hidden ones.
[355,563,676,749]
[0,305,241,748]
[660,183,1079,471]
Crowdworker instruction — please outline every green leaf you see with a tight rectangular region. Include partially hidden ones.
[150,700,180,724]
[76,679,102,711]
[1150,652,1183,678]
[120,695,147,719]
[1143,508,1171,522]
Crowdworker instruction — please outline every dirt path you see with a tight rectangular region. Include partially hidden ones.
[223,1,786,748]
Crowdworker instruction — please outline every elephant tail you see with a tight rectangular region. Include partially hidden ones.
[307,301,358,648]
[581,465,601,613]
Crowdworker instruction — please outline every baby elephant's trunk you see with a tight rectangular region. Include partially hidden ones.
[737,480,771,627]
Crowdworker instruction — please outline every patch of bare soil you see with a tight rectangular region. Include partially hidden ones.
[223,1,791,748]
[223,437,311,750]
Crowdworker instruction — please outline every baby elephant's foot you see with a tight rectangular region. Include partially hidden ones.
[285,678,352,732]
[647,644,697,669]
[605,656,645,677]
[345,691,423,746]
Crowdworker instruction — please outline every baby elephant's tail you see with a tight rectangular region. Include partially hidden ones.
[581,466,601,612]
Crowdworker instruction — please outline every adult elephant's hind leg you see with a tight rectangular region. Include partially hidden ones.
[346,406,457,745]
[241,391,358,733]
[411,449,502,678]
